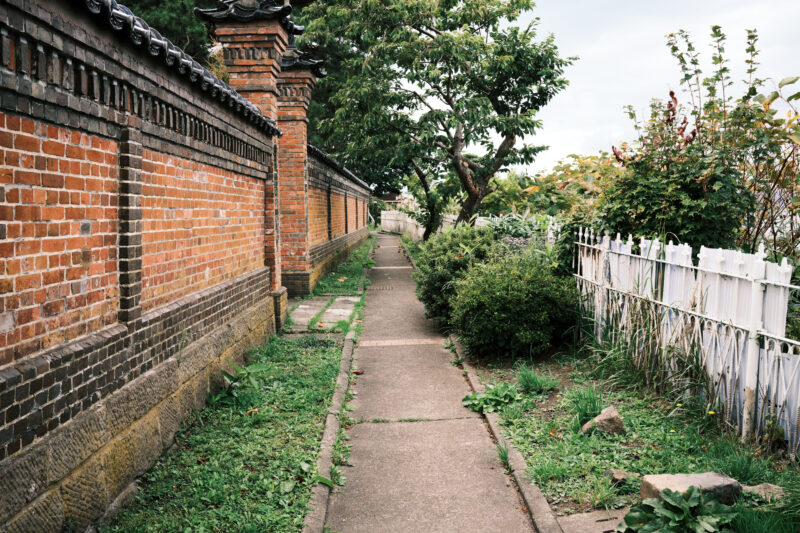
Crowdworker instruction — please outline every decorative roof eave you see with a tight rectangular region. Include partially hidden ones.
[84,0,281,138]
[282,51,326,78]
[196,0,304,36]
[308,145,371,191]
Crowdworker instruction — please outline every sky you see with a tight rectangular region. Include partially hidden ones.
[518,0,800,174]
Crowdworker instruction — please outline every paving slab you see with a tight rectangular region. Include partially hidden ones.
[326,419,531,533]
[557,508,628,533]
[350,344,479,421]
[319,296,360,327]
[287,296,332,332]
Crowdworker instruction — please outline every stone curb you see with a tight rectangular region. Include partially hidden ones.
[302,329,357,533]
[450,335,564,533]
[399,239,417,270]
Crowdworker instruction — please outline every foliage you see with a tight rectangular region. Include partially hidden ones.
[516,365,559,395]
[530,153,626,216]
[616,487,735,533]
[602,28,799,252]
[107,335,340,532]
[413,226,497,323]
[479,171,536,216]
[300,0,573,223]
[462,382,521,413]
[485,211,547,239]
[451,245,578,359]
[122,0,216,62]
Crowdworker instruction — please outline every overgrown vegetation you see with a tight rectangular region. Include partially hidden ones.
[312,235,375,296]
[106,335,341,533]
[451,245,577,359]
[412,226,497,323]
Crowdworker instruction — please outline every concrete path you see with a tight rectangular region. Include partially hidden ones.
[326,234,533,533]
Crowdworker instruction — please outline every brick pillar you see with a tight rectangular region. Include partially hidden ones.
[117,122,143,338]
[199,2,294,316]
[276,69,316,294]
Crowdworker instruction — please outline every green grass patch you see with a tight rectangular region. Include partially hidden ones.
[497,357,800,520]
[312,235,375,296]
[105,335,342,533]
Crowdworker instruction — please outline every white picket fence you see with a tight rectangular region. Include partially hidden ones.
[575,228,800,453]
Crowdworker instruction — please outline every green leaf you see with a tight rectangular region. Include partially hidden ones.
[788,91,800,102]
[300,462,311,473]
[779,76,799,88]
[313,474,334,489]
[279,480,296,493]
[789,133,800,145]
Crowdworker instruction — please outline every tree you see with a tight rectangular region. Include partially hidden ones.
[299,0,573,224]
[122,0,217,61]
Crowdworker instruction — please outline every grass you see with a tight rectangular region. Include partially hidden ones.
[105,334,342,533]
[515,364,559,395]
[312,235,375,296]
[493,354,800,521]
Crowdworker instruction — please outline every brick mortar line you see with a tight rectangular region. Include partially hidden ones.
[449,334,564,533]
[302,329,356,533]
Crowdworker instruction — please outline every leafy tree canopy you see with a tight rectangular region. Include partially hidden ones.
[299,0,573,223]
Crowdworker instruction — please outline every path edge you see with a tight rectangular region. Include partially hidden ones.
[302,329,357,533]
[398,237,417,270]
[449,334,564,533]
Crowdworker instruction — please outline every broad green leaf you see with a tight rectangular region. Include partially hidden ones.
[313,474,334,489]
[779,76,800,88]
[279,480,296,493]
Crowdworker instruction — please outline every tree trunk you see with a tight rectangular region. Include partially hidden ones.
[455,192,483,225]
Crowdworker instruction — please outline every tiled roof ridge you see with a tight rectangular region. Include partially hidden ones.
[83,0,281,137]
[308,144,371,190]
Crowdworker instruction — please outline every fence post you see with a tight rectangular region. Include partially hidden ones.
[742,246,767,441]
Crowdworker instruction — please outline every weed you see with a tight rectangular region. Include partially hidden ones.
[462,383,521,413]
[497,441,511,472]
[568,385,603,431]
[330,465,346,486]
[516,364,559,395]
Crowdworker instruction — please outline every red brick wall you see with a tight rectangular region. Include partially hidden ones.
[308,186,328,247]
[140,150,265,312]
[347,196,358,232]
[0,114,119,366]
[331,192,346,238]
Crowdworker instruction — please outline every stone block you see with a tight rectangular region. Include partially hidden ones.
[6,489,63,533]
[101,412,161,498]
[0,443,48,523]
[46,403,108,484]
[60,455,108,530]
[605,468,640,486]
[106,359,177,434]
[158,394,181,450]
[582,405,625,435]
[177,330,224,384]
[641,472,742,504]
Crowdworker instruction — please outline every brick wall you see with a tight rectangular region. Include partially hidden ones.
[0,1,285,530]
[308,185,329,247]
[0,115,119,367]
[140,150,266,312]
[331,192,346,238]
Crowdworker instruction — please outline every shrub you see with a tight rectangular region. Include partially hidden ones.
[413,225,497,323]
[451,246,578,359]
[485,211,545,239]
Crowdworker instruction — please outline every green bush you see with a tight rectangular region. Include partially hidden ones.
[451,246,578,359]
[413,225,497,323]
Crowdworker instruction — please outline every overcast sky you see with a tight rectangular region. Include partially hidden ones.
[518,0,800,174]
